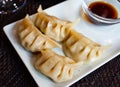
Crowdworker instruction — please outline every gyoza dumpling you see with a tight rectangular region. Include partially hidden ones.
[62,30,108,62]
[34,6,74,41]
[17,15,60,52]
[34,49,76,83]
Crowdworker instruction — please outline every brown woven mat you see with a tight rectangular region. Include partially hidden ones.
[0,0,120,87]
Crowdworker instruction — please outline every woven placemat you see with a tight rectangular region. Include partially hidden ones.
[0,0,120,87]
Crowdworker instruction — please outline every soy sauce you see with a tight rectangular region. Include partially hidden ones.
[88,1,118,19]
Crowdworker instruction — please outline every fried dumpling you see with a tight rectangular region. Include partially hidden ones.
[62,30,108,62]
[34,6,74,41]
[34,49,76,83]
[17,15,60,52]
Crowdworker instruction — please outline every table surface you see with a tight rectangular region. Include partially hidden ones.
[0,0,120,87]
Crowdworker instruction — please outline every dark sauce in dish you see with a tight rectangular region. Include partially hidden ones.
[88,1,118,19]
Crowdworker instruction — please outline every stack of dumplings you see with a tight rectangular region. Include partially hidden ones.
[17,5,109,83]
[17,14,76,82]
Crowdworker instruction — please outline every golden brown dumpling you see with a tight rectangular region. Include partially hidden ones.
[34,49,76,83]
[17,15,60,52]
[34,6,73,41]
[62,30,108,62]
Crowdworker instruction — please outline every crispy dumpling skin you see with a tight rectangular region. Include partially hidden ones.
[62,30,108,62]
[17,15,60,52]
[34,49,76,83]
[34,6,73,41]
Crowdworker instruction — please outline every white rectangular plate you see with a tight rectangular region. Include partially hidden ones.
[3,0,120,87]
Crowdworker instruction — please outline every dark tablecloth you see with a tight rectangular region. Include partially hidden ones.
[0,0,120,87]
